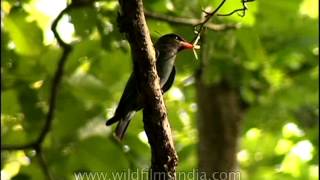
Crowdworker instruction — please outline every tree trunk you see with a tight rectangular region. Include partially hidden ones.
[196,81,242,174]
[195,33,243,180]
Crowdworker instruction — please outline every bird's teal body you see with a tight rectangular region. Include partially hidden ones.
[106,34,194,140]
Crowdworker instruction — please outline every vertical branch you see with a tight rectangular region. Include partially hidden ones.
[1,3,92,179]
[35,145,54,180]
[117,0,177,179]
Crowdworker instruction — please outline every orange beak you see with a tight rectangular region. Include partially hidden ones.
[179,41,194,50]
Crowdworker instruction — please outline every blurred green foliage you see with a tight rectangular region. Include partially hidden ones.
[1,0,318,179]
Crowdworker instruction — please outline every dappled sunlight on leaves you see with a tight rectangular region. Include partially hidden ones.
[1,0,318,179]
[1,151,30,180]
[299,0,318,19]
[282,122,305,138]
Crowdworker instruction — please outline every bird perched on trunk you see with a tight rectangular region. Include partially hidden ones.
[106,34,195,140]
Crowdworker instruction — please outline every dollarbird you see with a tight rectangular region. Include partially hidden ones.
[106,34,194,140]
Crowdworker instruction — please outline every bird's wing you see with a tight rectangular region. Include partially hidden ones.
[117,73,140,110]
[106,74,140,128]
[162,66,176,93]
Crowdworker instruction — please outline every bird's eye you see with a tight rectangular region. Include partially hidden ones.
[174,36,180,40]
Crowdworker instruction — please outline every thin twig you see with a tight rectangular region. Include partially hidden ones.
[144,10,239,31]
[51,7,72,48]
[35,146,54,180]
[192,0,255,44]
[35,7,73,146]
[217,0,255,17]
[1,143,36,150]
[0,2,93,179]
[1,5,72,151]
[192,0,227,43]
[1,1,96,151]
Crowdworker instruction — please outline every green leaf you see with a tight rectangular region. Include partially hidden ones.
[4,7,43,56]
[53,86,103,142]
[69,6,98,38]
[67,137,130,172]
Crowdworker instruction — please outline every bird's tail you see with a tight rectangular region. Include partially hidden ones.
[106,111,135,140]
[106,116,118,126]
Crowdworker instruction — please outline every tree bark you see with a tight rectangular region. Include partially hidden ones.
[196,81,242,173]
[117,0,177,179]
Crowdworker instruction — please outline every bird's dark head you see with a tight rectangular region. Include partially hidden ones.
[155,34,194,52]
